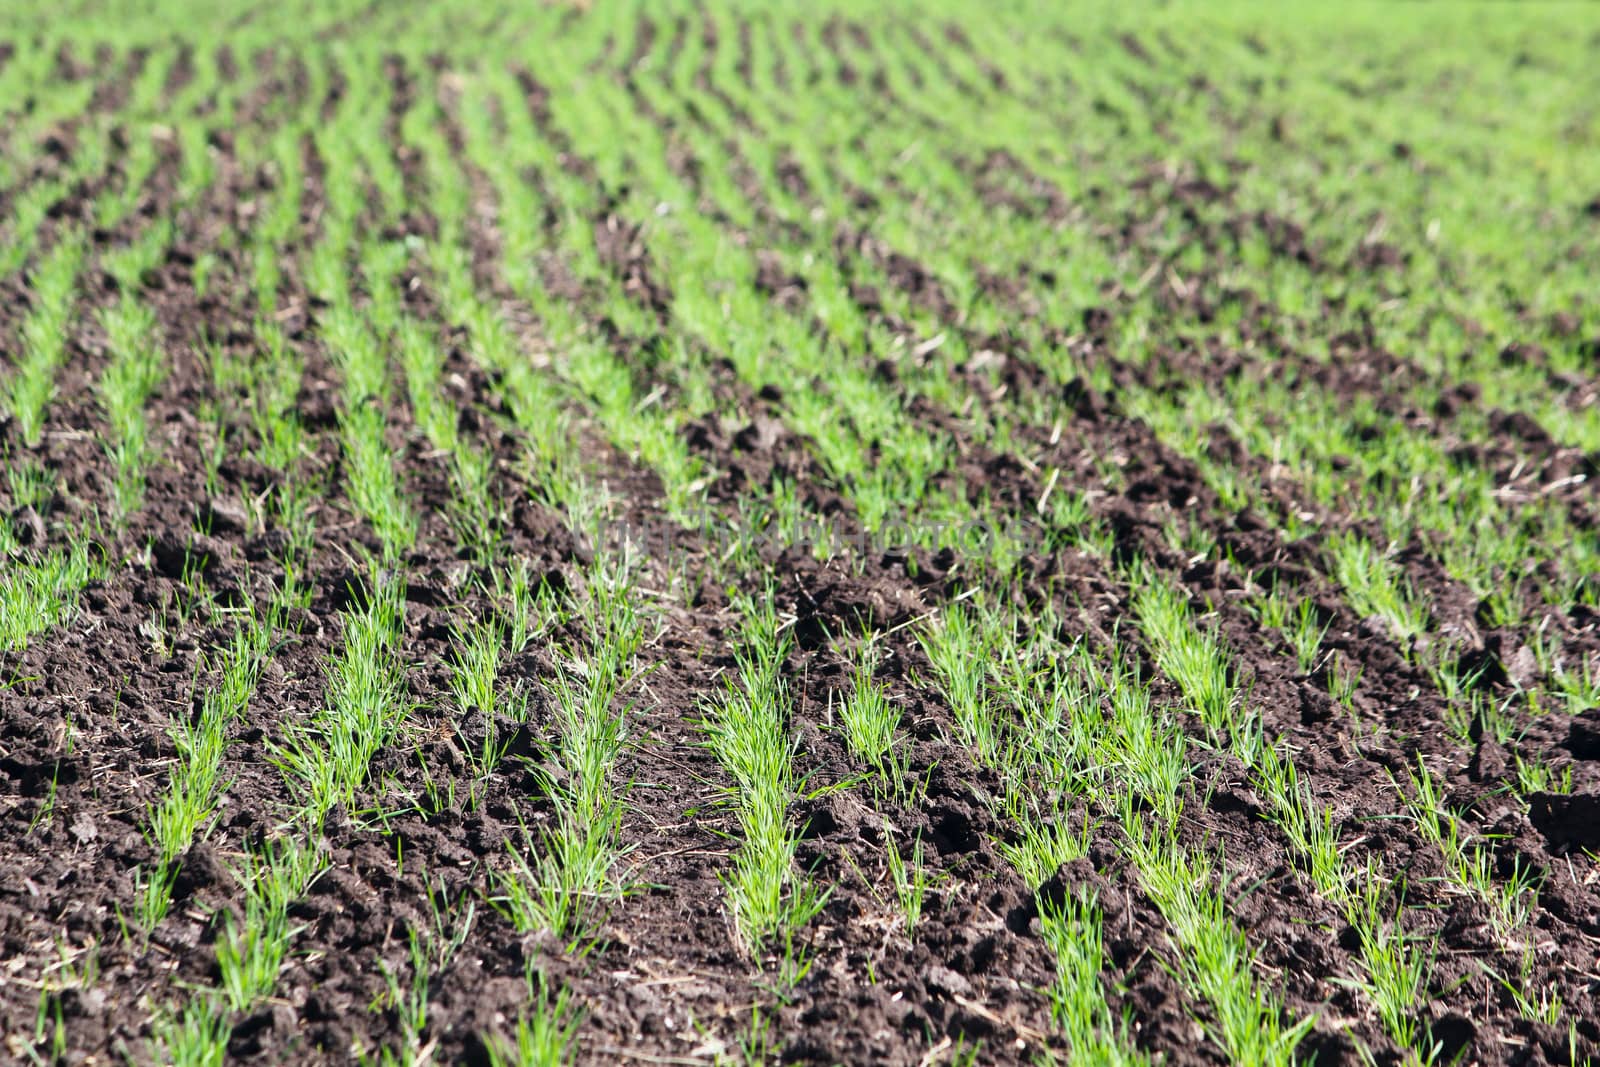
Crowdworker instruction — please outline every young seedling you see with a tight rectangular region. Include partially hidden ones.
[0,542,103,652]
[1133,572,1242,739]
[3,232,86,447]
[494,554,645,945]
[885,828,931,938]
[833,636,900,772]
[371,875,475,1065]
[1337,870,1438,1057]
[1327,653,1363,711]
[1403,756,1539,935]
[215,837,322,1014]
[917,603,1001,765]
[25,713,75,834]
[485,973,578,1067]
[146,996,229,1067]
[1513,753,1573,797]
[702,588,827,958]
[1483,955,1563,1026]
[1327,535,1429,651]
[1037,890,1152,1066]
[997,798,1090,895]
[1123,818,1315,1067]
[447,617,525,795]
[270,571,409,827]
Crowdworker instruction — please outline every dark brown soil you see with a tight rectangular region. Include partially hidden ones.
[2,12,1598,1067]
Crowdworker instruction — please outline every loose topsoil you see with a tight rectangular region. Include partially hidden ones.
[3,10,1599,1067]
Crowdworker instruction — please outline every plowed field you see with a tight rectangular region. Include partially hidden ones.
[2,3,1599,1065]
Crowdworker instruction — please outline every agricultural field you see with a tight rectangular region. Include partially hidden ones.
[2,0,1599,1063]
